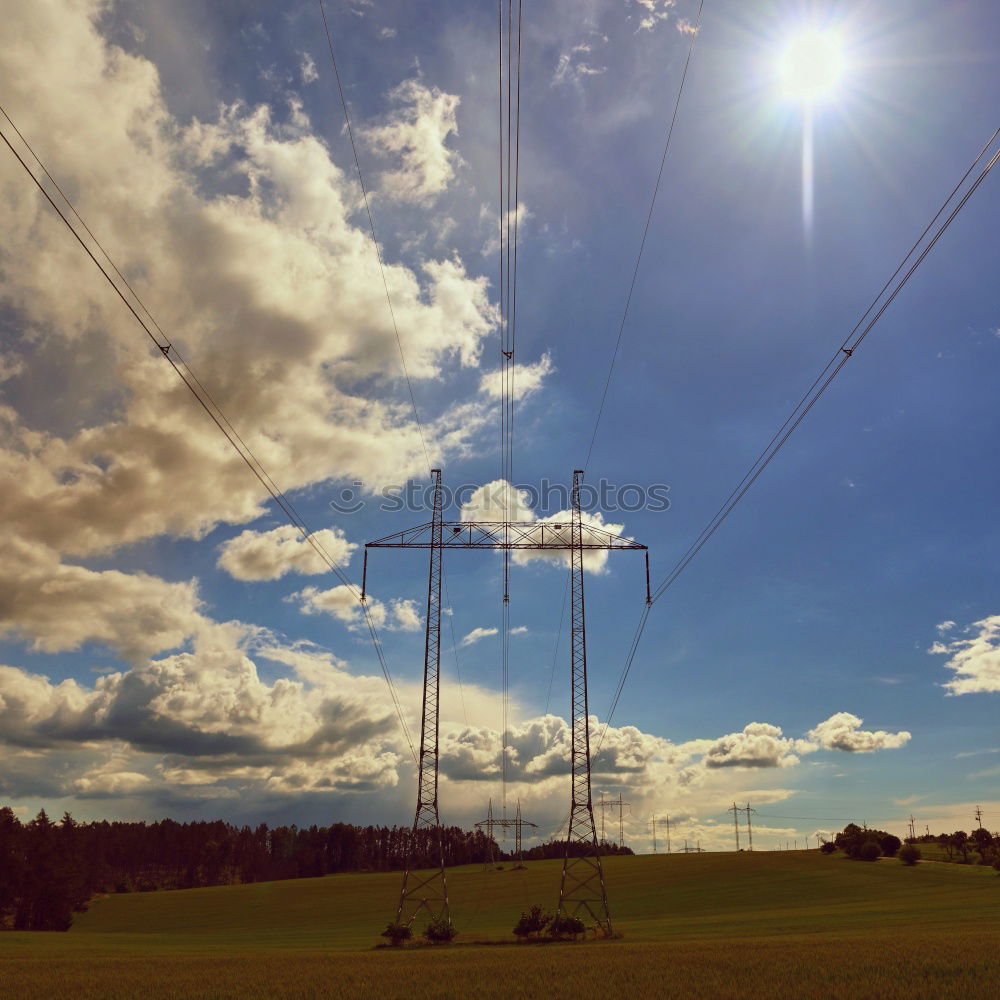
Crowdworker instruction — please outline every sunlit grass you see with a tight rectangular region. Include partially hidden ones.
[2,852,998,998]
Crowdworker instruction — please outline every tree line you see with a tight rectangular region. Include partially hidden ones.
[823,822,1000,867]
[0,806,499,930]
[0,805,635,931]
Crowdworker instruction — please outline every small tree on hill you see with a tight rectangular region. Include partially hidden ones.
[898,844,921,866]
[513,904,552,941]
[858,841,881,862]
[423,916,456,943]
[549,914,586,940]
[379,922,412,947]
[819,841,836,855]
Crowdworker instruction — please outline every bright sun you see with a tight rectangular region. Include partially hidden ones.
[776,28,846,104]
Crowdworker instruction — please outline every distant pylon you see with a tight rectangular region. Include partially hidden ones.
[555,470,612,937]
[728,802,741,851]
[745,802,756,851]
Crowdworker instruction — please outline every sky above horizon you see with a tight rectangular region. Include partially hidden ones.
[0,0,998,853]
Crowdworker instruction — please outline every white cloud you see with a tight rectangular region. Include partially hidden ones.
[553,44,606,86]
[361,78,461,204]
[692,722,816,770]
[0,535,203,662]
[460,626,498,647]
[378,27,397,40]
[807,712,911,753]
[0,0,499,573]
[510,625,528,635]
[936,620,956,634]
[0,0,506,680]
[931,615,1000,695]
[479,353,554,401]
[635,0,675,33]
[290,584,421,633]
[458,479,629,574]
[217,525,356,581]
[299,51,318,85]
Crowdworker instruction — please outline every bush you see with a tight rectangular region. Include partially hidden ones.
[879,834,902,858]
[549,914,586,940]
[513,904,552,941]
[819,841,836,854]
[379,922,412,947]
[423,916,456,943]
[898,844,921,866]
[858,841,881,862]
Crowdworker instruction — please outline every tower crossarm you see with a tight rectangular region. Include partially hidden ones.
[367,520,647,551]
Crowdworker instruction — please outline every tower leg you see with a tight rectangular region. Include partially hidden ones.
[556,470,612,937]
[394,470,449,929]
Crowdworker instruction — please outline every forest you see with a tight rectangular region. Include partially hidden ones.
[0,806,631,931]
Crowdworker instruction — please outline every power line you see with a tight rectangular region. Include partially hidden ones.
[317,0,430,471]
[583,0,704,472]
[595,125,1000,741]
[0,103,419,767]
[316,2,473,753]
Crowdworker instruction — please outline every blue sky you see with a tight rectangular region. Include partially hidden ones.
[0,0,997,851]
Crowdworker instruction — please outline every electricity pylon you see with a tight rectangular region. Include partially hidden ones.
[365,469,649,933]
[745,803,756,851]
[607,793,632,847]
[392,469,448,929]
[476,798,537,869]
[728,802,741,851]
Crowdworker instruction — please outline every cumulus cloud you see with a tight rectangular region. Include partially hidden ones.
[458,479,629,574]
[692,722,816,770]
[217,525,355,581]
[290,584,421,632]
[0,0,499,572]
[460,626,498,647]
[361,78,461,203]
[0,535,203,662]
[0,0,511,688]
[930,615,1000,695]
[0,625,406,801]
[807,712,911,753]
[936,620,956,634]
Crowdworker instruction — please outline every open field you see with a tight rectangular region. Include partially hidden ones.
[2,851,998,998]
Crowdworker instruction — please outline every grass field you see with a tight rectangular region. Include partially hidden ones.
[2,851,998,998]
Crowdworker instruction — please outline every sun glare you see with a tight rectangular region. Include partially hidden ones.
[776,28,846,104]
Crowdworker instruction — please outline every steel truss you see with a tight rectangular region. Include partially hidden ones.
[365,470,648,935]
[475,799,537,869]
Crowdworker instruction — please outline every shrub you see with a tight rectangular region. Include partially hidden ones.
[879,834,902,858]
[819,841,836,855]
[513,904,552,941]
[549,914,586,940]
[898,844,921,866]
[858,841,881,862]
[379,922,412,947]
[423,916,456,943]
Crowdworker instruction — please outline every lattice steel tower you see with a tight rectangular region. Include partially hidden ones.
[365,468,649,934]
[555,470,613,936]
[392,469,448,928]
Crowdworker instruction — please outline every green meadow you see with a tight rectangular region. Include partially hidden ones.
[2,851,998,998]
